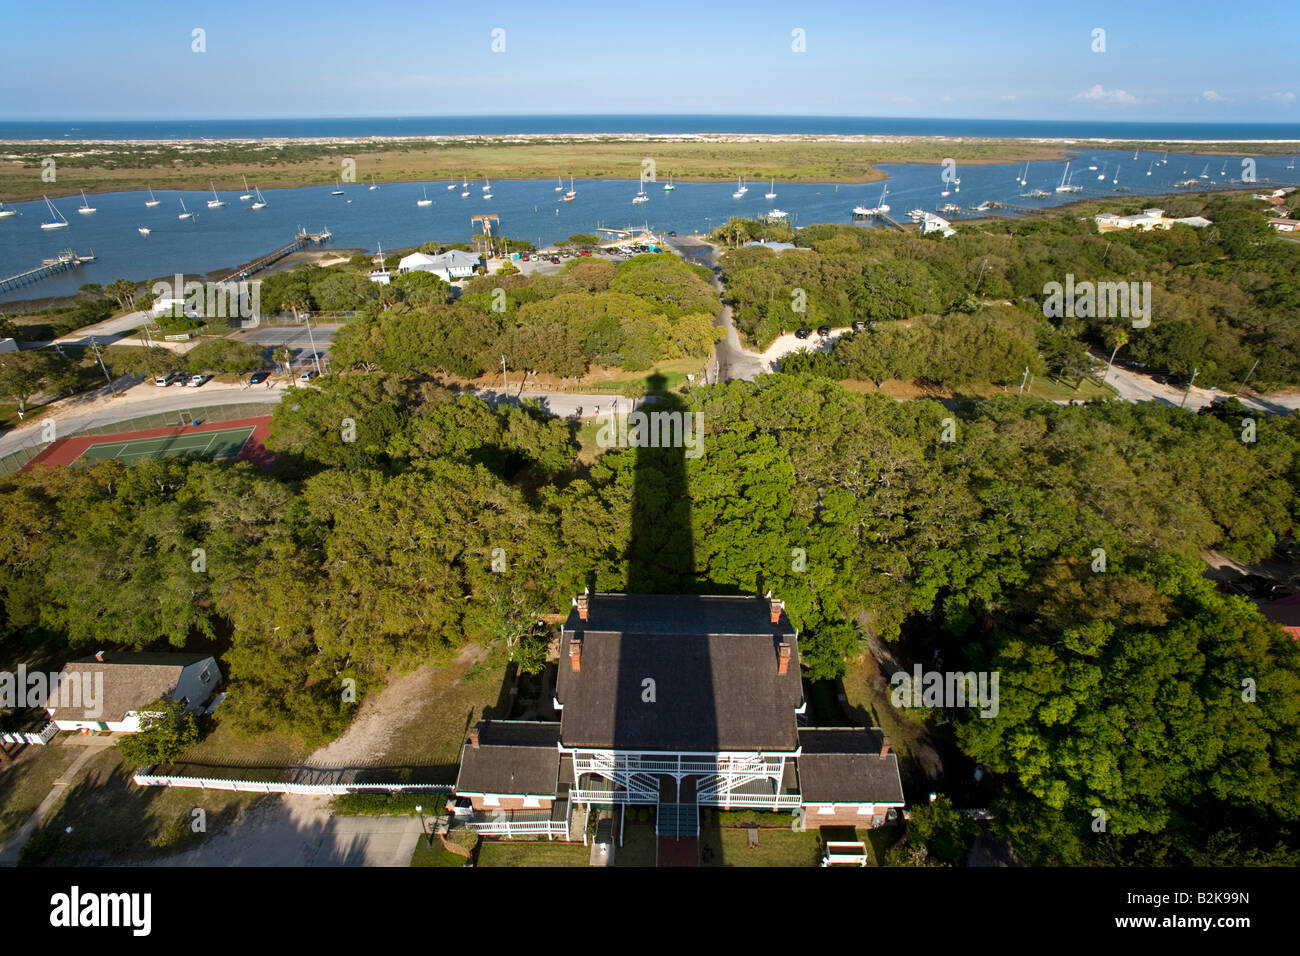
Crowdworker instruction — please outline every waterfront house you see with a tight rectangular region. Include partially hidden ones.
[1094,208,1213,233]
[397,249,482,282]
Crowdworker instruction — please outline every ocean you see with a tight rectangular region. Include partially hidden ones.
[2,116,1299,142]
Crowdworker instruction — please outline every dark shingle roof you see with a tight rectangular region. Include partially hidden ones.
[454,721,561,796]
[555,594,803,752]
[797,728,904,805]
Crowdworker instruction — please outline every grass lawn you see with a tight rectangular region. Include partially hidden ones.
[18,747,270,865]
[477,839,590,867]
[174,718,309,768]
[410,838,470,867]
[614,823,658,867]
[0,739,84,843]
[699,825,823,867]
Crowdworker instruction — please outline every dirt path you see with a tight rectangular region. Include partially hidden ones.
[304,644,488,768]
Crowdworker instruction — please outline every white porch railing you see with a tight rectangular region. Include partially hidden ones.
[0,721,59,746]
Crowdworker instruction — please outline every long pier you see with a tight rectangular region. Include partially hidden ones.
[0,249,94,295]
[218,228,333,283]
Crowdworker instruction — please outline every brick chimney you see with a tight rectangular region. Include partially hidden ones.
[569,636,583,673]
[94,650,105,662]
[880,736,892,757]
[468,726,480,749]
[768,596,783,624]
[575,590,590,622]
[777,642,791,675]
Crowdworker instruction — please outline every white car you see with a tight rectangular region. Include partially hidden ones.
[153,373,175,387]
[299,369,319,383]
[185,374,208,388]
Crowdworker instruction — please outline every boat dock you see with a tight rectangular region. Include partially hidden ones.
[0,249,94,295]
[218,229,333,283]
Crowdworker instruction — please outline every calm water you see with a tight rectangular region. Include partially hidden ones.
[2,149,1296,302]
[3,115,1299,140]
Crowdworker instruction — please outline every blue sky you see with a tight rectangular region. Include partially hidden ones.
[2,0,1296,123]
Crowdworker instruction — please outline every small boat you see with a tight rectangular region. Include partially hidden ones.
[178,197,195,220]
[1219,160,1227,176]
[555,176,564,192]
[483,190,492,200]
[633,175,649,204]
[732,175,745,199]
[250,187,267,209]
[1288,157,1297,170]
[1161,152,1169,165]
[417,186,433,207]
[765,178,777,200]
[368,176,379,191]
[1097,163,1107,180]
[78,189,96,214]
[1133,149,1139,160]
[41,196,69,229]
[563,176,576,202]
[460,187,469,198]
[0,202,16,219]
[1199,164,1209,179]
[766,208,788,219]
[482,177,491,192]
[446,182,456,190]
[1147,162,1153,176]
[138,226,151,236]
[331,178,344,196]
[1055,161,1074,193]
[206,182,226,208]
[663,175,675,191]
[145,186,161,207]
[239,176,253,201]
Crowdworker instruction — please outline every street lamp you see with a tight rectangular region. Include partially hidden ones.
[415,803,430,846]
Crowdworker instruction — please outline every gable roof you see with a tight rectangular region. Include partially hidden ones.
[555,594,803,752]
[454,721,561,796]
[48,652,212,722]
[797,728,905,805]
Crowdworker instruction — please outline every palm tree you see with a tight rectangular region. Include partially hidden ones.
[273,346,292,373]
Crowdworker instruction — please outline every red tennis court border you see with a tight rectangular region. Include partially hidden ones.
[21,415,275,474]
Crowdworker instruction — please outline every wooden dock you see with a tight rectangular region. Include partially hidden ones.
[218,229,333,283]
[0,249,94,295]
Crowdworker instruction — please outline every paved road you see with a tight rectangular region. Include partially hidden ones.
[1100,356,1300,414]
[145,795,423,867]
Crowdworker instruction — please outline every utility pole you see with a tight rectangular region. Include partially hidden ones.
[1018,366,1030,395]
[1179,367,1199,408]
[88,342,118,396]
[501,354,508,396]
[1238,358,1260,394]
[304,314,322,375]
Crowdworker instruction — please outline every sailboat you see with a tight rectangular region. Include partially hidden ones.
[732,175,745,199]
[1219,160,1227,176]
[563,176,576,202]
[632,172,649,204]
[1133,149,1139,160]
[854,185,890,216]
[206,182,226,208]
[145,186,161,207]
[78,189,96,214]
[417,186,433,207]
[663,175,675,191]
[1288,157,1297,170]
[738,175,748,195]
[446,181,456,190]
[555,176,564,192]
[1199,164,1210,179]
[1161,152,1169,165]
[1146,161,1153,176]
[0,202,15,219]
[368,241,391,282]
[40,196,68,229]
[1055,161,1073,193]
[178,197,195,220]
[482,177,491,192]
[368,176,379,191]
[331,178,345,196]
[460,178,470,197]
[1113,167,1120,186]
[138,226,151,236]
[1098,163,1107,180]
[250,187,267,209]
[765,178,777,200]
[239,176,253,201]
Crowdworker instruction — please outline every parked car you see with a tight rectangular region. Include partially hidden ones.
[795,327,812,339]
[578,249,592,256]
[520,254,530,262]
[817,325,831,337]
[185,374,208,388]
[852,320,867,332]
[249,371,270,385]
[550,256,561,264]
[299,369,319,383]
[153,373,176,387]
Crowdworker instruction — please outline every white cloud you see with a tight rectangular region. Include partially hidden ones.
[1072,84,1139,105]
[1263,91,1296,106]
[1198,90,1229,103]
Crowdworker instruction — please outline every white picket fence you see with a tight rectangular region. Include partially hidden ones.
[0,721,59,745]
[132,771,454,797]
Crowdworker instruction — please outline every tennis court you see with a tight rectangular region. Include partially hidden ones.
[72,426,256,465]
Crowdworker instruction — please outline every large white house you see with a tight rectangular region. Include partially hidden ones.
[450,593,904,859]
[1094,208,1214,233]
[46,651,221,733]
[397,249,482,282]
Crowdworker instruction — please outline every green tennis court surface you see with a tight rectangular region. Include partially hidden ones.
[73,426,256,465]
